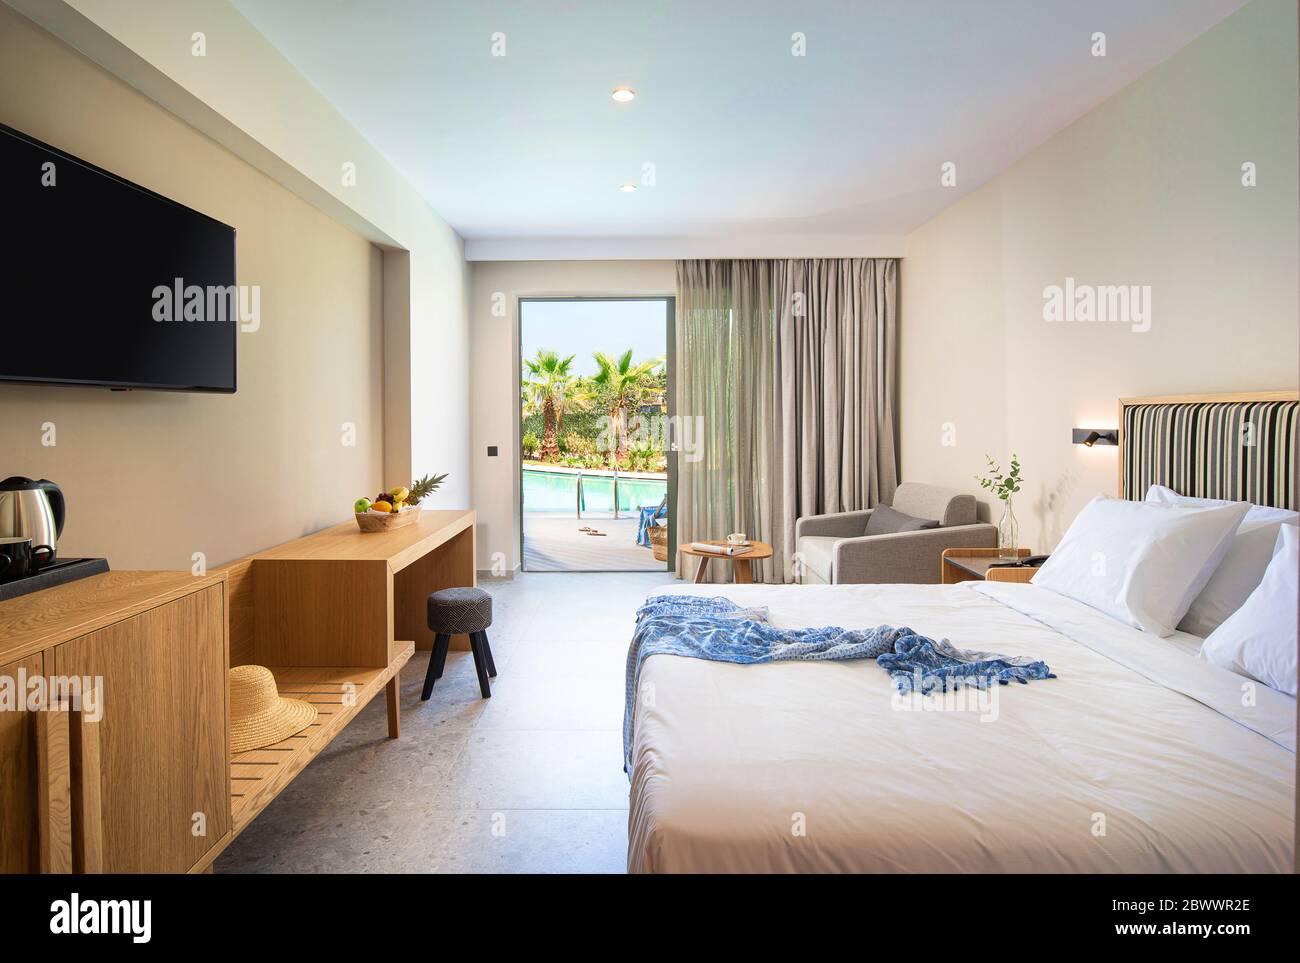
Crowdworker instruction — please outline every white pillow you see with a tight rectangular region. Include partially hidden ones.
[1033,495,1249,636]
[1200,524,1297,696]
[1145,485,1299,636]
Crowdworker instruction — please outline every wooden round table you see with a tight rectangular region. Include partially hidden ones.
[679,540,773,584]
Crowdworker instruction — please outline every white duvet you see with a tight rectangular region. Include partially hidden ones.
[627,582,1295,873]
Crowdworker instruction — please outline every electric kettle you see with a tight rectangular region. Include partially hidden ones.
[0,477,66,564]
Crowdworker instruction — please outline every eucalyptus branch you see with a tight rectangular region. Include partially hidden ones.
[975,453,1023,502]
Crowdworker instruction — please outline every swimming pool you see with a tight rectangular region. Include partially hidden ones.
[523,468,667,515]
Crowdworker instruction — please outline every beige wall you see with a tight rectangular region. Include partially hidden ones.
[0,6,384,569]
[469,260,676,572]
[899,182,1008,524]
[13,0,473,508]
[902,0,1299,550]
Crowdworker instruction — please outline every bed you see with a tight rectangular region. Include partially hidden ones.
[627,392,1298,873]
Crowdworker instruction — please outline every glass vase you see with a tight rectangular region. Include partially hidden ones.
[997,498,1019,559]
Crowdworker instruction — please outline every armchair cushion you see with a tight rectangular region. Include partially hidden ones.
[864,504,941,536]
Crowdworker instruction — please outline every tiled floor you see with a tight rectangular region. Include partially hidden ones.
[214,570,677,874]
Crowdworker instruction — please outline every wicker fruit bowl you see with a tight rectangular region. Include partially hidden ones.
[354,507,421,533]
[352,474,447,533]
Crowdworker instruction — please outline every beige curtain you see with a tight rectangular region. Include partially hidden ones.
[675,258,898,582]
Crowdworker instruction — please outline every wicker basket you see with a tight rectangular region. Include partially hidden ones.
[355,507,421,532]
[648,524,668,562]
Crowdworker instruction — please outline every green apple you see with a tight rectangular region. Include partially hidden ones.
[354,497,373,514]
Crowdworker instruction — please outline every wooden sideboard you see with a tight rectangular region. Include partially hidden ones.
[0,571,230,874]
[0,508,477,873]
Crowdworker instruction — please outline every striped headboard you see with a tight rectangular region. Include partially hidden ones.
[1119,392,1299,510]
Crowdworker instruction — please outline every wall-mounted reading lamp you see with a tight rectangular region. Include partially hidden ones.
[1072,428,1118,447]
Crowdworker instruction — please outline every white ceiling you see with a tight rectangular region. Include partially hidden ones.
[232,0,1246,251]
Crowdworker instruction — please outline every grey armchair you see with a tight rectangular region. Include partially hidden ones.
[794,482,996,584]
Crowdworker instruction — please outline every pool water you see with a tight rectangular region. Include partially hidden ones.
[523,469,667,514]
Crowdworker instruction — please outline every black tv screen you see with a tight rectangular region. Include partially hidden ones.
[0,122,237,392]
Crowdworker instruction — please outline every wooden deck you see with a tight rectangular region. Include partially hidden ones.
[522,514,666,572]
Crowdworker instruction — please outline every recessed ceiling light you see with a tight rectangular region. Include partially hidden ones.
[619,183,637,192]
[611,87,636,103]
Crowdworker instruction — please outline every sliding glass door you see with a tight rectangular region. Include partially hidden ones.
[519,297,674,572]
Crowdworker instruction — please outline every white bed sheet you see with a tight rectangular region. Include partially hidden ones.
[627,582,1295,874]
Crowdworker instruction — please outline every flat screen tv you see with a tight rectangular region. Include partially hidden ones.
[0,122,237,392]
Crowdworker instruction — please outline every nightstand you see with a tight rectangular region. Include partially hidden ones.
[941,547,1037,584]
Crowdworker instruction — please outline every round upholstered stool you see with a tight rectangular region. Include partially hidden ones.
[422,587,496,700]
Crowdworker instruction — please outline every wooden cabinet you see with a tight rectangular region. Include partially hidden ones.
[53,584,229,873]
[0,653,43,873]
[0,571,230,874]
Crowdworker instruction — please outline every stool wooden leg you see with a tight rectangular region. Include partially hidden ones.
[733,559,754,584]
[468,631,492,698]
[481,631,497,678]
[421,633,452,701]
[432,632,452,679]
[386,673,400,738]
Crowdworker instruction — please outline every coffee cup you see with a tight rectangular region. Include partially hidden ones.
[0,536,55,582]
[726,532,747,546]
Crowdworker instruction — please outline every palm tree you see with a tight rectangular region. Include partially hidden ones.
[521,349,577,461]
[591,349,663,462]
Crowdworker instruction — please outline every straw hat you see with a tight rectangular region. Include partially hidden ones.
[229,665,318,754]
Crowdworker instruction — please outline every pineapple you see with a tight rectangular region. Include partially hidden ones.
[406,473,448,506]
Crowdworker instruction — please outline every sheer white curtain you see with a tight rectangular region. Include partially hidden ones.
[675,258,899,582]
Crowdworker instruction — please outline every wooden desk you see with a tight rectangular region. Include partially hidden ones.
[244,508,477,666]
[940,547,1036,584]
[215,508,475,840]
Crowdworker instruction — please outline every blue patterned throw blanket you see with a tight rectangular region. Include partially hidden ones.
[623,595,1055,770]
[877,634,1056,694]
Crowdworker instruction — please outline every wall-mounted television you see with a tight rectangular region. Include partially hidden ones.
[0,122,237,392]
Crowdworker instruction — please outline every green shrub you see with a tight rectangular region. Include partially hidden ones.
[522,410,609,442]
[623,436,665,472]
[563,432,595,456]
[624,451,664,473]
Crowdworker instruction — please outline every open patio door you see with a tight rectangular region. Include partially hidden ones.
[518,297,675,572]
